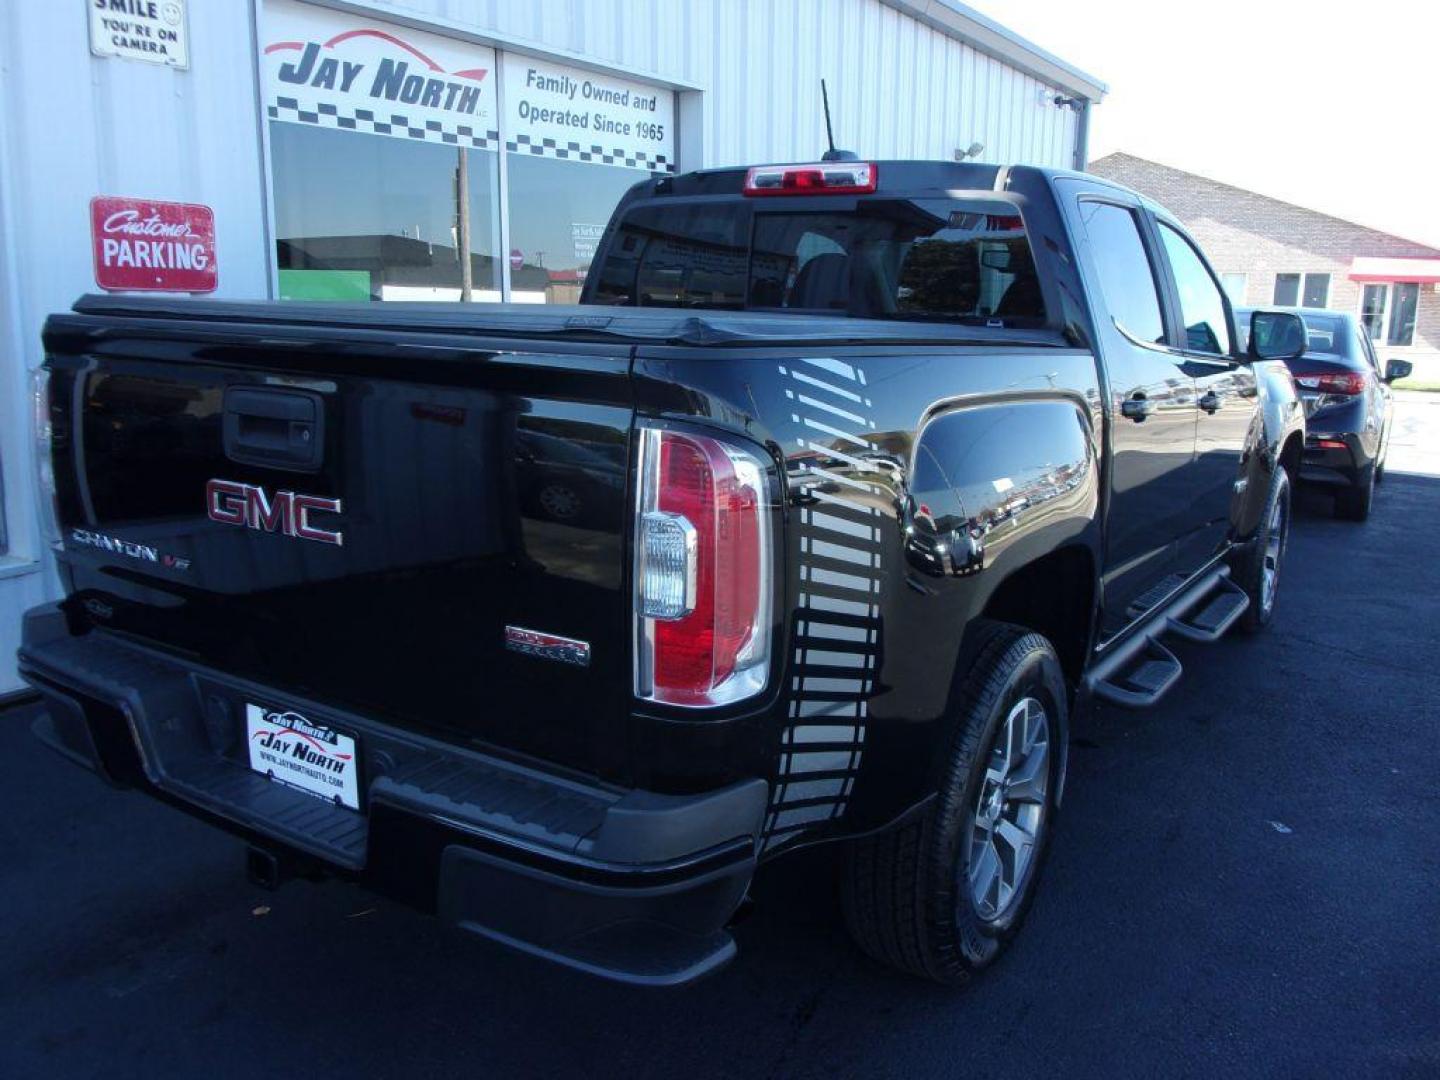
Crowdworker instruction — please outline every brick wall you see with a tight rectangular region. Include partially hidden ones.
[1088,153,1440,370]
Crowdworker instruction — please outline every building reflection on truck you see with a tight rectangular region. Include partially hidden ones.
[902,455,1091,579]
[786,430,1093,582]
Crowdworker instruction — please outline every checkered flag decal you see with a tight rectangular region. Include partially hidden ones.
[505,132,674,173]
[269,98,499,151]
[269,99,674,173]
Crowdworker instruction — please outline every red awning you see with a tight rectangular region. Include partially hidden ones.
[1348,256,1440,284]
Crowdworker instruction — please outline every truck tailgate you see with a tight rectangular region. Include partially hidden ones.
[42,304,636,782]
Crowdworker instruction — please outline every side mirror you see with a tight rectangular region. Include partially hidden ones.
[1384,358,1413,384]
[1247,310,1306,362]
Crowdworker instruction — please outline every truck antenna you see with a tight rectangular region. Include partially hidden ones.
[821,79,837,155]
[819,81,858,162]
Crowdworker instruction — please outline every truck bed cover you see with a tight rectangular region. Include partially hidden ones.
[65,294,1071,350]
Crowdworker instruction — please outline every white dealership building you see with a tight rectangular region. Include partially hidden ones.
[0,0,1103,694]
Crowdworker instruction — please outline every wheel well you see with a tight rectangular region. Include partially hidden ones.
[1280,432,1302,480]
[980,546,1095,685]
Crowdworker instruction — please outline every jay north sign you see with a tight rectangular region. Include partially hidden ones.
[273,41,487,117]
[262,0,497,146]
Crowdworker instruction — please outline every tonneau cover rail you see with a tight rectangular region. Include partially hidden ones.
[68,294,1072,350]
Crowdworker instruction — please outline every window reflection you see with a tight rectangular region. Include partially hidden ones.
[590,199,1047,325]
[1157,222,1231,355]
[1078,201,1166,345]
[505,154,645,304]
[271,122,501,301]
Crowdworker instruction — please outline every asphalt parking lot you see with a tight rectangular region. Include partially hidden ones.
[3,396,1437,1079]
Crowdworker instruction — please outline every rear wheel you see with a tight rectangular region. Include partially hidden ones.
[841,621,1066,984]
[1234,464,1290,632]
[1334,464,1375,522]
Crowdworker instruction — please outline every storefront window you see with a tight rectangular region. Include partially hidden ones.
[1389,282,1419,346]
[501,54,675,303]
[1361,281,1421,347]
[261,1,676,305]
[1360,283,1387,341]
[271,123,501,301]
[506,155,643,303]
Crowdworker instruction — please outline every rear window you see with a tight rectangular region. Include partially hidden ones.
[587,198,1046,326]
[1299,313,1344,354]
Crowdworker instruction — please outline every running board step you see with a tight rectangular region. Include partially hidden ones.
[1125,573,1188,621]
[1166,575,1249,643]
[1089,637,1183,708]
[1086,566,1248,710]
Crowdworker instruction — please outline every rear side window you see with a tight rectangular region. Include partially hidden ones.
[1076,201,1166,345]
[1156,222,1232,356]
[589,198,1046,325]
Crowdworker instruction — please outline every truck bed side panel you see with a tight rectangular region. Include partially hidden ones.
[632,344,1103,848]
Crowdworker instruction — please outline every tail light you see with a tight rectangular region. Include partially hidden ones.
[1294,371,1367,395]
[743,162,877,196]
[634,425,773,707]
[31,367,63,551]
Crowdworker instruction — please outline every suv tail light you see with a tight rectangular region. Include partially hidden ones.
[1294,370,1367,395]
[634,426,773,707]
[743,162,877,196]
[31,367,62,552]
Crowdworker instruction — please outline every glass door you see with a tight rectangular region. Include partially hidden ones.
[1360,283,1388,342]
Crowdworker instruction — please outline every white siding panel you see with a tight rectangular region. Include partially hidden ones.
[0,1,273,692]
[161,0,1083,212]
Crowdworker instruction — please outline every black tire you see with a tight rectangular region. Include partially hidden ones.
[1233,464,1291,632]
[1334,465,1375,521]
[841,620,1066,985]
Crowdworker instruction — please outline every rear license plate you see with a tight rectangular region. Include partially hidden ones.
[245,703,360,810]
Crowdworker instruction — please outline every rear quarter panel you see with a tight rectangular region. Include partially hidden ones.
[633,345,1102,853]
[1237,357,1305,537]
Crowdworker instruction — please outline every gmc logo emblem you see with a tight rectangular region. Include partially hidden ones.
[206,479,344,546]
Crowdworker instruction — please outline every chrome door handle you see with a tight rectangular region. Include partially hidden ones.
[1121,396,1154,422]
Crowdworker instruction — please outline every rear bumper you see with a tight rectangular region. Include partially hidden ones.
[1300,431,1364,487]
[17,603,766,986]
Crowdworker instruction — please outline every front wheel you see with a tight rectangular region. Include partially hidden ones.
[841,621,1066,984]
[1233,464,1290,632]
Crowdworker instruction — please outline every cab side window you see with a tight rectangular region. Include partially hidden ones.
[1156,222,1232,356]
[1076,200,1166,345]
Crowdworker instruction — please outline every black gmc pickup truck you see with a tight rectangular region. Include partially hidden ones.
[21,160,1306,986]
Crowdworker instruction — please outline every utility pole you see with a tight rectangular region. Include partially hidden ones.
[456,148,473,302]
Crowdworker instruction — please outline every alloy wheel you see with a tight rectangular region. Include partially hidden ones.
[964,696,1050,923]
[1261,491,1287,615]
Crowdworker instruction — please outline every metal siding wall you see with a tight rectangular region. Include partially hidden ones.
[0,0,1078,692]
[378,0,1079,167]
[0,0,273,692]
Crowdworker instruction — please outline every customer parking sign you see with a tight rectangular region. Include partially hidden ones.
[90,196,217,293]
